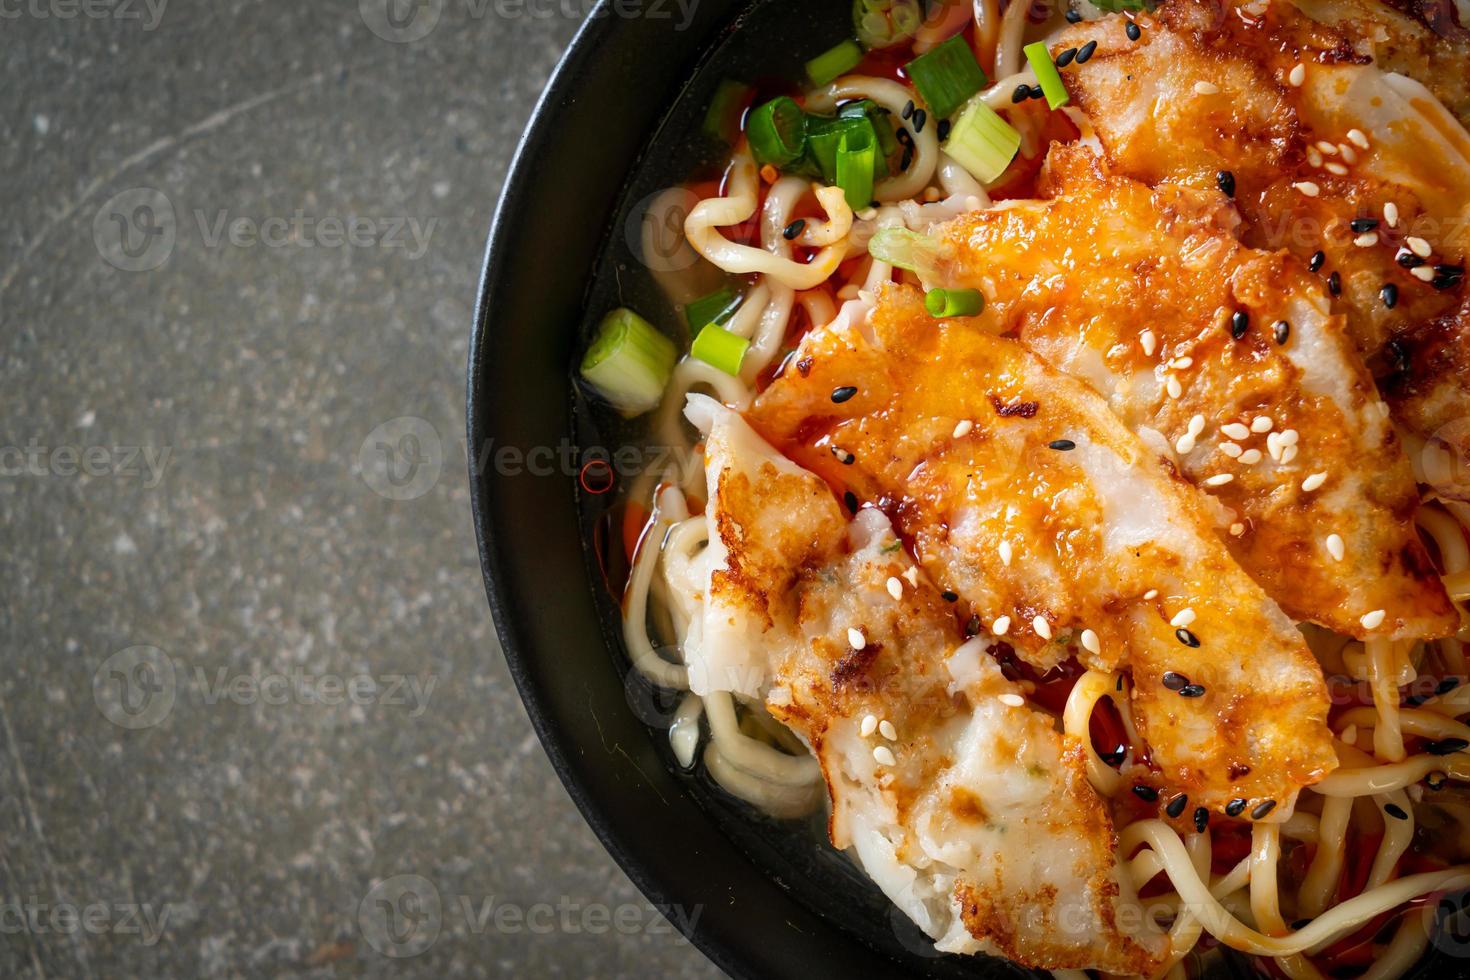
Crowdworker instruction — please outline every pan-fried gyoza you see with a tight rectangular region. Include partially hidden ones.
[578,0,1470,974]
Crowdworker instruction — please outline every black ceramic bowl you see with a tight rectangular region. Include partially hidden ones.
[466,3,1459,977]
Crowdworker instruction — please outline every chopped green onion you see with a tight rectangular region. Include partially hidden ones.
[853,0,922,49]
[942,97,1021,183]
[836,130,877,209]
[807,39,864,87]
[904,34,988,119]
[1092,0,1153,10]
[924,287,985,317]
[839,98,899,161]
[806,113,878,184]
[580,308,676,417]
[703,78,754,143]
[747,96,808,168]
[1024,41,1069,110]
[690,324,750,376]
[868,227,940,280]
[684,287,741,332]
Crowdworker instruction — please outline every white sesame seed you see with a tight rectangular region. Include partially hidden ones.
[879,719,898,740]
[999,693,1026,707]
[1353,231,1378,247]
[902,566,919,587]
[1409,783,1424,803]
[1347,128,1370,149]
[873,745,897,766]
[1166,375,1183,399]
[1301,472,1327,492]
[1281,444,1299,464]
[848,627,866,649]
[1188,414,1206,435]
[1239,448,1263,464]
[1170,608,1197,627]
[1175,433,1198,454]
[1081,629,1101,655]
[1341,723,1357,745]
[1194,81,1220,95]
[1251,416,1273,433]
[1229,522,1246,536]
[1141,329,1158,356]
[860,714,879,736]
[1315,140,1337,155]
[992,615,1011,636]
[1033,616,1052,640]
[1221,422,1251,440]
[1306,147,1323,169]
[1326,533,1345,561]
[1204,473,1235,487]
[1383,202,1399,227]
[1408,236,1432,258]
[1220,442,1243,458]
[1267,431,1283,459]
[1144,589,1159,600]
[953,419,974,439]
[1169,356,1194,370]
[1338,143,1357,164]
[1281,428,1299,446]
[1412,265,1436,282]
[1292,181,1321,198]
[1360,609,1386,630]
[1326,162,1350,177]
[999,541,1013,566]
[886,576,904,600]
[1289,63,1305,86]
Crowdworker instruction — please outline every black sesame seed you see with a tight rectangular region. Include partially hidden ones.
[1350,217,1380,233]
[1049,439,1077,451]
[1381,282,1398,309]
[1194,807,1210,832]
[1309,250,1326,273]
[831,385,858,403]
[1273,320,1291,345]
[912,109,927,133]
[1102,747,1127,765]
[1251,799,1277,820]
[844,490,859,513]
[941,590,959,602]
[830,445,856,465]
[1066,7,1082,21]
[1076,40,1097,63]
[964,613,981,637]
[1225,798,1248,817]
[1427,771,1448,790]
[1132,784,1159,802]
[1162,671,1189,691]
[1433,265,1465,290]
[1404,693,1429,708]
[1230,309,1249,338]
[1116,674,1125,691]
[1056,47,1078,67]
[1179,683,1207,698]
[783,218,806,241]
[1012,84,1031,104]
[1030,84,1046,101]
[1292,918,1313,930]
[1427,737,1469,756]
[1216,170,1236,198]
[1166,794,1188,818]
[1328,271,1341,296]
[1384,802,1409,820]
[901,99,914,120]
[900,145,915,172]
[1396,249,1426,269]
[1126,19,1141,40]
[1175,627,1201,648]
[937,119,951,141]
[1438,677,1461,695]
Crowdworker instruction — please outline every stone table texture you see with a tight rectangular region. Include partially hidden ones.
[0,2,724,977]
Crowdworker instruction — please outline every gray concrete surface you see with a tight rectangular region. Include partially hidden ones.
[0,2,724,977]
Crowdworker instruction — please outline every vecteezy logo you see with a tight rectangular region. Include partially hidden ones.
[625,187,702,273]
[357,416,443,501]
[360,0,443,42]
[93,188,176,272]
[93,646,177,729]
[358,875,442,957]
